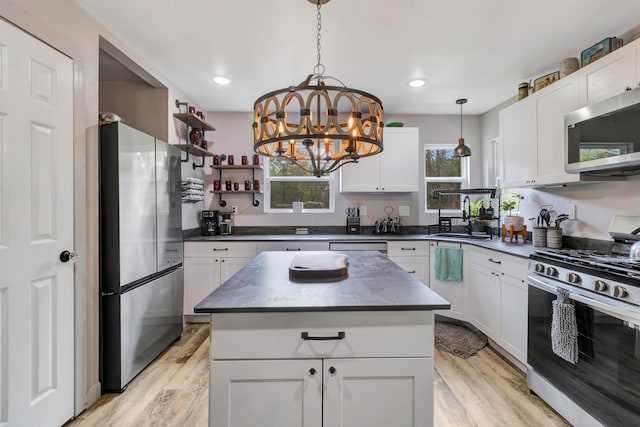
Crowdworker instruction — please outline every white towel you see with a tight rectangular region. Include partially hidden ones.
[551,288,578,364]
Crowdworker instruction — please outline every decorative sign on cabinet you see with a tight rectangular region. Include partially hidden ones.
[340,127,419,193]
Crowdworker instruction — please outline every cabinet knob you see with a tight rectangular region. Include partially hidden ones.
[328,366,337,376]
[309,368,317,377]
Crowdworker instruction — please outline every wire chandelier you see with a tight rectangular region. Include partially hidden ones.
[252,0,384,177]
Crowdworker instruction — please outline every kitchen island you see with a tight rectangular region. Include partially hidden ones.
[195,250,450,427]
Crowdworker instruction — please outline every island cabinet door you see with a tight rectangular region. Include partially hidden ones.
[323,358,433,427]
[210,359,322,427]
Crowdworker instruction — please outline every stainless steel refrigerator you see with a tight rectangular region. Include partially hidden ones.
[99,122,184,393]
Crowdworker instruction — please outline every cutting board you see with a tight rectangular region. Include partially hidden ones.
[289,252,349,281]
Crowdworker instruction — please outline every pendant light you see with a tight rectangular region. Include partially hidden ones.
[453,98,472,157]
[252,0,384,177]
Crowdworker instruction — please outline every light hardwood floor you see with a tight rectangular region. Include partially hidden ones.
[66,323,570,427]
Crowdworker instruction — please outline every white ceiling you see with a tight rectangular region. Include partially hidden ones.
[76,0,640,115]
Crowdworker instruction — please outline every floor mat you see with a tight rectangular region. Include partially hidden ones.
[435,321,488,359]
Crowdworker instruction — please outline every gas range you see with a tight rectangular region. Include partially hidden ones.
[528,216,640,307]
[529,248,640,306]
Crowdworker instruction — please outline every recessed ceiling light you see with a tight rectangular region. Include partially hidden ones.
[212,76,231,85]
[408,79,426,88]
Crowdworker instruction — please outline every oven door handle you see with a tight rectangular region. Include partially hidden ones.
[528,275,640,326]
[567,293,640,326]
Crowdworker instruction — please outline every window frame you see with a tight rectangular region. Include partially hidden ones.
[263,158,336,213]
[424,144,470,214]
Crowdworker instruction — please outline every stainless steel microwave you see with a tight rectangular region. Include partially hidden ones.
[565,88,640,176]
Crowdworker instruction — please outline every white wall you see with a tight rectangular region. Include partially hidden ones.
[0,0,206,414]
[481,98,640,241]
[201,112,484,229]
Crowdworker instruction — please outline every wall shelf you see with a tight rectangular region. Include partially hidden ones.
[211,164,263,207]
[175,144,213,169]
[173,112,216,131]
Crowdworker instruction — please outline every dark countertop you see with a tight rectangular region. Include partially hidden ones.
[194,251,451,313]
[184,233,536,259]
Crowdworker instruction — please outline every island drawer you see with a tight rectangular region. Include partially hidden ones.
[387,241,429,257]
[184,241,257,258]
[256,241,330,252]
[209,311,434,360]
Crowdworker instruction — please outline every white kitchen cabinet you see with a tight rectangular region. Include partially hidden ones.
[388,241,429,285]
[428,241,466,320]
[500,73,581,188]
[340,127,419,192]
[578,38,638,105]
[256,241,330,253]
[323,358,431,427]
[468,247,528,363]
[468,257,501,338]
[211,359,323,427]
[209,311,434,427]
[500,98,537,188]
[535,75,582,185]
[183,241,257,317]
[499,271,528,362]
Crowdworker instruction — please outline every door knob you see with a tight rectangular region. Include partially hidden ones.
[60,250,79,263]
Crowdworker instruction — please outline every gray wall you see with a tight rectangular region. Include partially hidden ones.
[191,112,484,229]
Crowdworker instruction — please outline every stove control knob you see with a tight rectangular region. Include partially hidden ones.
[535,264,545,273]
[567,273,581,284]
[546,266,558,277]
[594,280,608,292]
[614,286,629,299]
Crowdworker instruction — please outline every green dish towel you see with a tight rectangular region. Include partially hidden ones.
[435,247,463,282]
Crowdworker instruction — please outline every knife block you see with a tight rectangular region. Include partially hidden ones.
[501,224,527,243]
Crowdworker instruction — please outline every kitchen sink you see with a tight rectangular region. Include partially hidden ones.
[430,232,492,240]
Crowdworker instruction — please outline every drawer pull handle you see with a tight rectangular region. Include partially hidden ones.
[488,258,501,264]
[408,270,416,274]
[301,331,345,341]
[401,247,416,251]
[285,248,302,251]
[213,248,229,251]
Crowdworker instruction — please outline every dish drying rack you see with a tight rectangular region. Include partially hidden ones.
[432,188,499,235]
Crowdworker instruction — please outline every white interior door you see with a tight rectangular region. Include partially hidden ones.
[0,19,74,427]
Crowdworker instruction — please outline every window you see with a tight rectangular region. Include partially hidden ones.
[424,145,469,212]
[265,159,334,212]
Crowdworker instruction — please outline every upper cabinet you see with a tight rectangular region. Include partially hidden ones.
[499,38,640,188]
[500,75,581,188]
[340,127,419,192]
[579,38,639,105]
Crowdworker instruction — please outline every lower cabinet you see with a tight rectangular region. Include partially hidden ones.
[211,357,431,427]
[468,247,528,363]
[388,241,430,285]
[209,311,434,427]
[428,242,467,320]
[467,258,501,338]
[183,242,257,317]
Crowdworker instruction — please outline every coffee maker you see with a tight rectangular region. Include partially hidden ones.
[201,210,219,236]
[219,211,233,235]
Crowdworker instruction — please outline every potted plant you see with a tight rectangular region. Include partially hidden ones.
[501,193,525,231]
